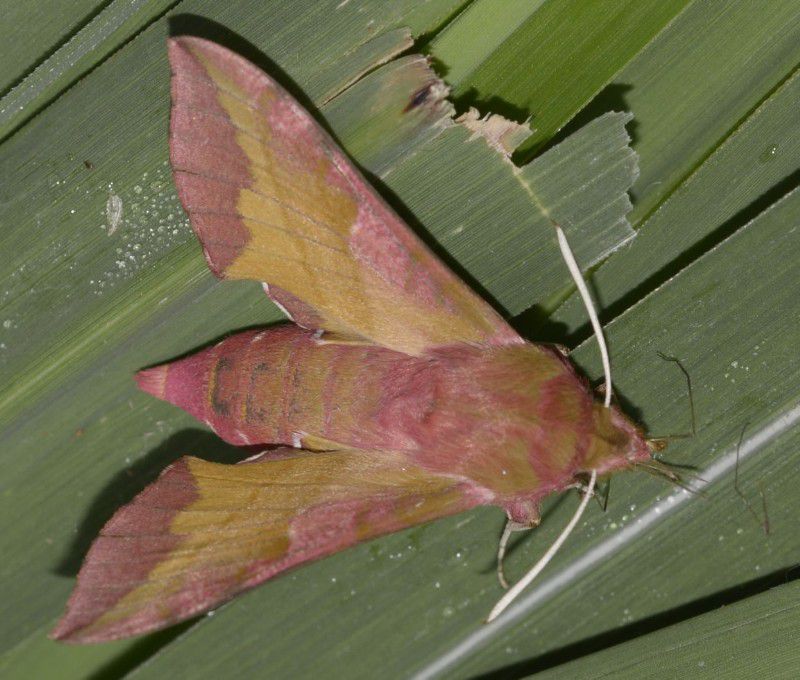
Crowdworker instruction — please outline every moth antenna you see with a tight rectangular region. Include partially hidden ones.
[648,352,697,443]
[554,224,611,408]
[487,469,597,623]
[734,424,771,535]
[496,519,532,590]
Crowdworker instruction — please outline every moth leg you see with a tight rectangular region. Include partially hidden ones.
[312,332,375,347]
[488,470,598,622]
[497,517,539,589]
[569,477,610,511]
[554,343,569,357]
[543,342,570,357]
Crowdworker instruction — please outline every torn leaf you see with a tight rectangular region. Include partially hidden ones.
[327,59,638,315]
[456,107,533,157]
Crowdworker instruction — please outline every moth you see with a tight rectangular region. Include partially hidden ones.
[53,37,665,643]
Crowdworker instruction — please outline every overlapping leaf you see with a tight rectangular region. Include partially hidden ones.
[1,0,798,678]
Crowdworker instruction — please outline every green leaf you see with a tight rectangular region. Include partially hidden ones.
[0,0,176,141]
[536,580,800,679]
[373,111,636,315]
[552,63,800,333]
[432,185,800,678]
[1,0,799,677]
[125,186,800,680]
[1,2,472,675]
[614,0,800,223]
[430,0,691,151]
[517,112,637,267]
[0,0,105,92]
[0,0,634,674]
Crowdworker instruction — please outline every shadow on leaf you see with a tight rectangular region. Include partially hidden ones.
[54,428,251,578]
[468,566,800,680]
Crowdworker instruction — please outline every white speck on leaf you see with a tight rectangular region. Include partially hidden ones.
[106,192,123,235]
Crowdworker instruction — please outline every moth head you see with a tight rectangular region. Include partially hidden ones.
[580,402,652,476]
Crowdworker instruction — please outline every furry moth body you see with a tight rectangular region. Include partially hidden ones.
[53,37,652,643]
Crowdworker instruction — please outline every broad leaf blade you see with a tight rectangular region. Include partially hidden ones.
[616,0,800,223]
[1,0,799,677]
[430,0,691,151]
[0,0,635,676]
[553,65,800,333]
[518,112,637,265]
[537,579,800,679]
[0,0,176,141]
[130,187,800,680]
[0,0,104,93]
[433,187,800,677]
[1,2,473,675]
